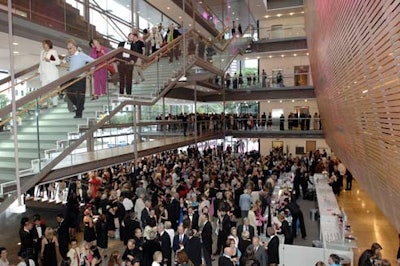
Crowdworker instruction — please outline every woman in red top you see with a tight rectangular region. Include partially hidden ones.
[88,172,102,199]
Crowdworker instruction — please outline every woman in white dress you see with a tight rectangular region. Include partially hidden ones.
[38,39,60,107]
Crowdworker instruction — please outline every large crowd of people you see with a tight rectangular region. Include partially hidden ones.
[1,144,394,266]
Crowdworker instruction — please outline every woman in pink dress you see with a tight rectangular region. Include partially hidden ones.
[89,38,109,100]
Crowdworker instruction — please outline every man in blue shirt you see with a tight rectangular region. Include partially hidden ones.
[65,39,94,118]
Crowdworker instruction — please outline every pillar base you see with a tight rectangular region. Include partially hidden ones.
[6,196,26,214]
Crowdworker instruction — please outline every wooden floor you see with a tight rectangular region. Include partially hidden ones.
[337,180,399,265]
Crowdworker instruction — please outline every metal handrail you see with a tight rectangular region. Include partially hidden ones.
[0,63,39,86]
[0,72,39,94]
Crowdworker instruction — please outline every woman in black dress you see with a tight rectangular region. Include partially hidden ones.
[83,208,96,244]
[41,227,58,266]
[96,214,108,257]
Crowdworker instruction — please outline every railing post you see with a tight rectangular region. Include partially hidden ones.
[87,119,96,152]
[133,104,138,168]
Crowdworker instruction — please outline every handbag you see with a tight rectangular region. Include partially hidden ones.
[107,64,116,75]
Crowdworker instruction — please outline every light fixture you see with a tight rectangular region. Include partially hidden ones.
[267,100,270,103]
[276,14,282,17]
[265,15,270,18]
[289,12,294,16]
[306,52,309,55]
[281,54,285,57]
[167,6,170,10]
[137,11,140,14]
[362,89,368,94]
[268,55,272,58]
[257,56,260,59]
[279,100,282,103]
[12,42,18,45]
[179,16,182,19]
[292,99,295,102]
[232,12,235,15]
[293,53,297,56]
[13,51,19,54]
[245,57,249,60]
[304,99,308,102]
[301,11,305,14]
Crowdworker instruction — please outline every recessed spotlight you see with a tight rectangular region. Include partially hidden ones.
[276,14,282,17]
[228,5,231,8]
[257,56,260,59]
[179,16,182,19]
[281,54,285,57]
[292,99,295,102]
[12,42,18,45]
[236,17,239,20]
[362,89,368,94]
[13,51,19,54]
[167,6,170,10]
[289,12,294,16]
[301,11,305,14]
[137,11,140,14]
[304,99,308,102]
[267,100,270,103]
[126,4,130,7]
[279,100,282,103]
[306,52,309,55]
[265,15,270,18]
[232,12,235,15]
[245,57,249,60]
[293,53,297,56]
[268,55,272,58]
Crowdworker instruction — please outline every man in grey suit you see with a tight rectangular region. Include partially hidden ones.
[249,236,268,266]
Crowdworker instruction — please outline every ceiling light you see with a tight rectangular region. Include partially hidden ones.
[13,42,18,45]
[228,5,231,8]
[268,55,272,58]
[289,12,294,16]
[257,56,260,59]
[267,100,270,103]
[301,11,305,14]
[13,51,19,54]
[236,17,239,20]
[137,11,140,14]
[265,15,270,18]
[292,100,295,102]
[362,89,368,94]
[245,57,249,60]
[179,16,182,19]
[293,53,297,56]
[279,100,282,103]
[276,14,282,17]
[126,4,130,7]
[304,99,308,102]
[188,24,192,27]
[306,52,309,55]
[232,12,235,15]
[167,6,170,10]
[281,54,285,57]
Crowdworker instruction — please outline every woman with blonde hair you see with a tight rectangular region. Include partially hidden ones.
[41,227,59,266]
[151,251,163,266]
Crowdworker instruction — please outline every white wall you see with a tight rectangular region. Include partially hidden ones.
[259,138,330,156]
[259,55,312,87]
[259,99,319,117]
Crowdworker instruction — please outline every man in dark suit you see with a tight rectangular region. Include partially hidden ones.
[117,33,135,95]
[184,229,202,266]
[141,200,151,227]
[218,247,234,266]
[157,223,172,266]
[201,214,213,266]
[249,236,267,266]
[266,227,279,266]
[188,206,199,230]
[31,214,46,265]
[166,194,180,230]
[173,225,188,252]
[56,213,70,258]
[237,218,255,240]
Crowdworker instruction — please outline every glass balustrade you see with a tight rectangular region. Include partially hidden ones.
[256,24,306,41]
